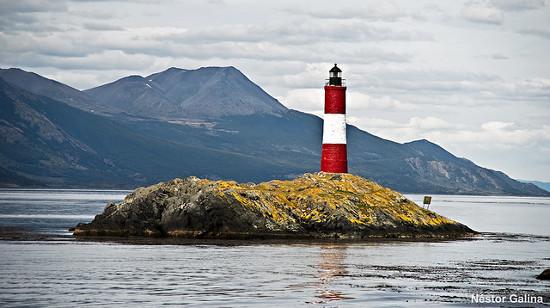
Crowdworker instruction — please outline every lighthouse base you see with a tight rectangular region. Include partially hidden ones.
[321,144,348,173]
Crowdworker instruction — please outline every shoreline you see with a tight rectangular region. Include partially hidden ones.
[6,226,543,245]
[3,225,547,246]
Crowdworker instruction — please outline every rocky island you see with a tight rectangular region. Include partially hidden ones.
[73,173,476,240]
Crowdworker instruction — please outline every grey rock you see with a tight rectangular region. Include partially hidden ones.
[537,268,550,280]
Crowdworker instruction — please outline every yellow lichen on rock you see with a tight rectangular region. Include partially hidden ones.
[204,172,462,230]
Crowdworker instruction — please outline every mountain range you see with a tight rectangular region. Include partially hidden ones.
[0,67,548,196]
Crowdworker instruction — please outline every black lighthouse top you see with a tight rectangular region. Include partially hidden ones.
[328,64,344,86]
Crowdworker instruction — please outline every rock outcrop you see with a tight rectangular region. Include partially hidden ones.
[73,173,476,239]
[537,269,550,280]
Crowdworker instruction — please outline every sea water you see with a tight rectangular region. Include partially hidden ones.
[0,189,129,235]
[0,189,549,307]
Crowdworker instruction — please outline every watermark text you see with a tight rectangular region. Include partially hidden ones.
[471,293,544,304]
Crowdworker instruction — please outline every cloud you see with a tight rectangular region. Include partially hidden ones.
[45,70,105,90]
[475,52,510,60]
[347,116,459,144]
[0,0,67,13]
[503,78,550,100]
[9,50,158,71]
[282,88,324,115]
[82,22,123,31]
[461,0,546,25]
[481,121,513,130]
[348,117,400,129]
[491,0,545,11]
[432,121,548,150]
[491,53,510,59]
[446,122,550,151]
[71,9,117,20]
[408,116,454,130]
[71,0,172,2]
[351,108,550,148]
[434,122,550,180]
[0,0,68,33]
[362,66,502,97]
[0,1,428,83]
[1,18,424,79]
[461,0,503,24]
[286,2,409,21]
[347,92,417,111]
[519,27,550,39]
[159,19,432,47]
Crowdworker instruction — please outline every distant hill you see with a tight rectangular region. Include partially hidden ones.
[0,67,548,196]
[84,66,288,119]
[0,167,45,188]
[520,180,550,193]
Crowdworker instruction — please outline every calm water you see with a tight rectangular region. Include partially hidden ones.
[0,189,549,307]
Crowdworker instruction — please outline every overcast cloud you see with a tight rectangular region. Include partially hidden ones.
[1,0,549,182]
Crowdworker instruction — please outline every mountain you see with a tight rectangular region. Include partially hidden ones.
[0,67,548,196]
[84,66,288,119]
[0,68,116,114]
[0,77,293,187]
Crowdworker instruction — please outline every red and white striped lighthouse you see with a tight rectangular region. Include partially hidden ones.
[321,64,347,173]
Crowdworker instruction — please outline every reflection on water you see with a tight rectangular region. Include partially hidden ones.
[315,245,351,303]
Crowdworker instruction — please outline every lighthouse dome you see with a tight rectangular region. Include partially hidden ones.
[330,64,342,73]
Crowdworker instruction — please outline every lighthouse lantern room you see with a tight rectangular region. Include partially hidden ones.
[328,64,343,86]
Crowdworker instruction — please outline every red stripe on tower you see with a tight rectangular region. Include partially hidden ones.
[321,64,348,173]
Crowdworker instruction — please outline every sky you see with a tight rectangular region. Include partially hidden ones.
[1,0,549,182]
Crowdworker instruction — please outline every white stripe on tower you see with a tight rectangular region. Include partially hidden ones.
[322,114,346,144]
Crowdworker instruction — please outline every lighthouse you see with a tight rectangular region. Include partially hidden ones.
[321,64,347,173]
